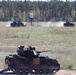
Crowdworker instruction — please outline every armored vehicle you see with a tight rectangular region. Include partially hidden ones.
[64,21,75,27]
[11,21,25,27]
[0,46,60,74]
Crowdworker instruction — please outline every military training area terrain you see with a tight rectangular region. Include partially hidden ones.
[0,0,76,74]
[0,21,76,75]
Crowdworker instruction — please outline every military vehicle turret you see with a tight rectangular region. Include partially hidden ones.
[0,46,60,74]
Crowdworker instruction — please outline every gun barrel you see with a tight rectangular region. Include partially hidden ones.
[37,50,52,53]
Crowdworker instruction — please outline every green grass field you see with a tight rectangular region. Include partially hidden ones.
[0,22,76,69]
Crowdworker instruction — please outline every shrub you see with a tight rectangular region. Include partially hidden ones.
[67,64,73,69]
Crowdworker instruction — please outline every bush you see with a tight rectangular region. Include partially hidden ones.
[67,64,73,69]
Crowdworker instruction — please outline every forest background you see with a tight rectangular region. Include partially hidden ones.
[0,0,76,22]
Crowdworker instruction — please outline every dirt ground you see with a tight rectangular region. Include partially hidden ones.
[55,70,76,75]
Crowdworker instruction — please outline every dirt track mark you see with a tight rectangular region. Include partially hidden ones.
[55,70,76,75]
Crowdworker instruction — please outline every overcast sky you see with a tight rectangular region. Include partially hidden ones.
[0,0,75,1]
[33,0,75,1]
[5,0,75,1]
[27,0,75,1]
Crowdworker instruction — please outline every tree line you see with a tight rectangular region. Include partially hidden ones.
[0,0,76,21]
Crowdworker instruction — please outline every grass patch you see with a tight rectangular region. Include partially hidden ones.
[66,64,73,70]
[0,33,30,39]
[0,52,15,69]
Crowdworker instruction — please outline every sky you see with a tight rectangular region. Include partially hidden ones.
[29,0,75,1]
[0,0,75,1]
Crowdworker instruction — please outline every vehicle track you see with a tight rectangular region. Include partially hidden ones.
[0,70,76,75]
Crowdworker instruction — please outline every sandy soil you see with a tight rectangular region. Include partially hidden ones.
[55,70,76,75]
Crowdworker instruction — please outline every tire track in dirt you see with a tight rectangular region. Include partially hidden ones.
[55,70,76,75]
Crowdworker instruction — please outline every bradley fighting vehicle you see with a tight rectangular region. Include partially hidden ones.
[0,46,60,74]
[11,21,25,27]
[64,21,75,27]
